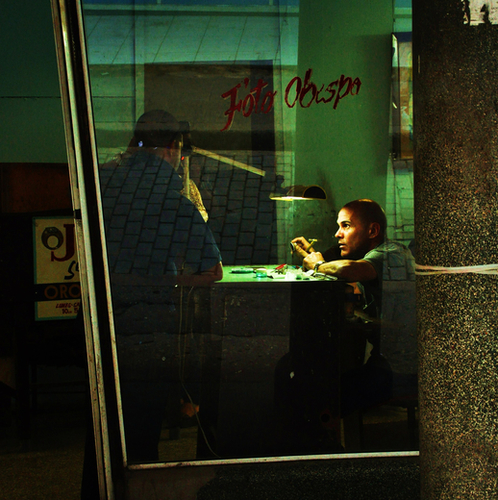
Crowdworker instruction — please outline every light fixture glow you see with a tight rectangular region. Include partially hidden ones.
[270,185,327,201]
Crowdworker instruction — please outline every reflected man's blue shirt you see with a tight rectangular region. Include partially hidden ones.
[100,149,221,277]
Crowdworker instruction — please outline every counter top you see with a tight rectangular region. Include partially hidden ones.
[219,265,337,284]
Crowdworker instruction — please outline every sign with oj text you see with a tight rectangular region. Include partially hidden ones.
[33,216,81,320]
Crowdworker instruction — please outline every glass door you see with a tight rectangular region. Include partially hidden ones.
[51,0,417,496]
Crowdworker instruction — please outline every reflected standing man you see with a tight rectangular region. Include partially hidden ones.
[110,117,210,223]
[100,110,222,462]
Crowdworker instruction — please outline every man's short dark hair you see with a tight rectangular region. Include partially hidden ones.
[342,199,387,236]
[134,110,181,148]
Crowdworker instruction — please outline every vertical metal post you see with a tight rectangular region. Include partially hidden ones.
[50,0,124,497]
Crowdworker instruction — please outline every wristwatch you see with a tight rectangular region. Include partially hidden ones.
[313,260,325,273]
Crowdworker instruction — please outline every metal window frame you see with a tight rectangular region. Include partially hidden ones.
[50,0,124,497]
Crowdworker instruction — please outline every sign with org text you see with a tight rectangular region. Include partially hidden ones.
[33,216,81,320]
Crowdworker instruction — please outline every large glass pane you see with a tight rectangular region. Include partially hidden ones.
[81,0,416,465]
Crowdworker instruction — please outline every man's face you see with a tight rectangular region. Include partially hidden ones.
[335,207,372,259]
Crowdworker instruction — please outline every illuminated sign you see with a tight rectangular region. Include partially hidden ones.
[33,216,80,320]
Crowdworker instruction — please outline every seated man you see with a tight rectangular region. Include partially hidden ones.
[296,199,416,409]
[292,198,415,320]
[275,199,415,450]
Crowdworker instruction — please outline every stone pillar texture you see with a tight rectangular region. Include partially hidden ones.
[413,1,498,498]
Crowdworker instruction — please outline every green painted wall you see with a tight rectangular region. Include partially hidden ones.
[292,0,393,247]
[0,1,66,163]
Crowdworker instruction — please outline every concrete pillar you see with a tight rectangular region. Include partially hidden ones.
[414,1,498,497]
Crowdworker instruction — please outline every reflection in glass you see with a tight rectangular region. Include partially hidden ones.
[100,109,222,462]
[81,0,417,464]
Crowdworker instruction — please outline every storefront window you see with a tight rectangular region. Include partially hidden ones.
[79,0,416,465]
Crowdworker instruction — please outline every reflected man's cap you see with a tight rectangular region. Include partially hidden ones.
[134,109,181,148]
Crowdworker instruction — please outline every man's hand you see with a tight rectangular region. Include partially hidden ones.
[291,236,316,258]
[303,252,324,271]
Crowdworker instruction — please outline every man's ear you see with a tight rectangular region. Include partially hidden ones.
[368,222,381,239]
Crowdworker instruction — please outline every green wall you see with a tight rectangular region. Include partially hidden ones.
[292,0,393,247]
[0,1,66,163]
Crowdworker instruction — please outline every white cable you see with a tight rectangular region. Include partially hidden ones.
[415,263,498,275]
